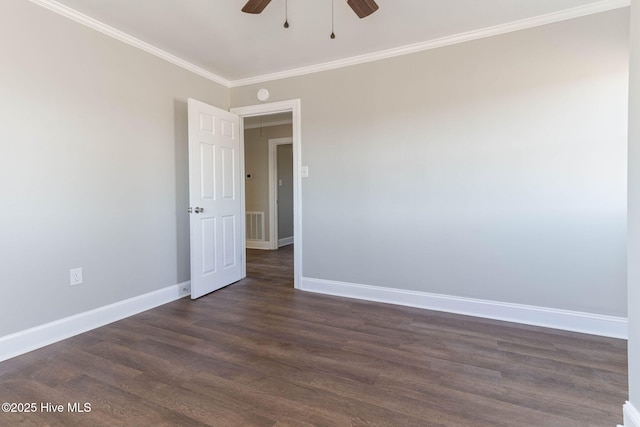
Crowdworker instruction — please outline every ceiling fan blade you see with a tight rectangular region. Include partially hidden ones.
[347,0,379,18]
[241,0,272,14]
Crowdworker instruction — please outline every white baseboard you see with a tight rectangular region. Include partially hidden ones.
[278,236,294,247]
[623,402,640,427]
[0,281,191,363]
[300,277,627,339]
[246,241,272,250]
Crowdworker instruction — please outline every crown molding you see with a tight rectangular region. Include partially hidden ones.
[29,0,629,90]
[28,0,231,88]
[229,0,630,87]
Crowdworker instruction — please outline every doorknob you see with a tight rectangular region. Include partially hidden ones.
[188,207,193,213]
[194,207,205,214]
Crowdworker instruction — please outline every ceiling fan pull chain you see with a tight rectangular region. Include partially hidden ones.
[284,0,289,28]
[330,0,336,39]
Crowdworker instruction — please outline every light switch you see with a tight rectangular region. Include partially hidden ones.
[301,166,309,178]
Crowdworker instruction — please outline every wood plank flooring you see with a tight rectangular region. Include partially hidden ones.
[0,245,628,426]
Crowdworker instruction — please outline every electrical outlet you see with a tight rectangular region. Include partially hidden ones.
[70,268,83,286]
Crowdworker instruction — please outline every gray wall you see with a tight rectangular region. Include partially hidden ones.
[0,1,228,336]
[628,0,639,412]
[244,124,293,241]
[277,144,294,240]
[231,9,629,317]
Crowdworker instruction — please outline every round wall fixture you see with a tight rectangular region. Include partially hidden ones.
[257,88,270,102]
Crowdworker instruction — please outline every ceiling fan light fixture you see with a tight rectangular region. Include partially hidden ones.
[242,0,379,18]
[241,0,378,38]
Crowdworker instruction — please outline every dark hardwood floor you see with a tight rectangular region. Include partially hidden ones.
[0,245,627,426]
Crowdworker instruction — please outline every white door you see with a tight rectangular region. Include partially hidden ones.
[188,98,243,299]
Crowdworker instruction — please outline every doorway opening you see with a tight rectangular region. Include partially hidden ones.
[243,115,292,250]
[270,137,294,249]
[231,100,302,289]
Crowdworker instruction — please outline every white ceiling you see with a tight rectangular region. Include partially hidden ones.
[40,0,627,85]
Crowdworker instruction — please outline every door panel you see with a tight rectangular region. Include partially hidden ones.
[188,98,243,299]
[201,217,217,274]
[221,146,235,200]
[200,143,215,199]
[222,215,237,268]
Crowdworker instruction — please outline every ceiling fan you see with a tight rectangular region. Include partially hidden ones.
[242,0,379,19]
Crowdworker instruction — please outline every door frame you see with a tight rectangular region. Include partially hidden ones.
[269,137,293,250]
[231,99,302,290]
